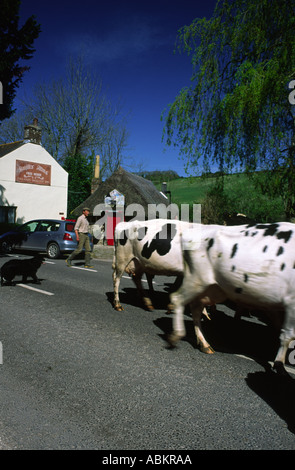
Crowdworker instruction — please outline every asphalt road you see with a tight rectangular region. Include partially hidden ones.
[0,252,295,451]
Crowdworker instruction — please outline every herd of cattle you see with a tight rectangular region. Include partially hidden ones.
[112,217,295,375]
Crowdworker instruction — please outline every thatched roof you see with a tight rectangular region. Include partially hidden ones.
[71,167,169,217]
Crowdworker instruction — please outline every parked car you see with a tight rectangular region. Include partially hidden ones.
[0,219,93,259]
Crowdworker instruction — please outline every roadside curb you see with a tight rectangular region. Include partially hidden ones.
[92,244,114,261]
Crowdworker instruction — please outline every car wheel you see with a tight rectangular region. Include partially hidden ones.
[1,240,13,254]
[47,242,60,259]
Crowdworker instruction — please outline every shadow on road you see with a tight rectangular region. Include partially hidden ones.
[106,286,172,311]
[155,308,281,363]
[246,370,295,434]
[155,308,295,435]
[106,279,295,435]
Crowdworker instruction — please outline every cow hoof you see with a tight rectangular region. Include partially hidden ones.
[200,345,215,354]
[143,298,154,311]
[146,305,155,311]
[167,333,180,348]
[114,305,124,311]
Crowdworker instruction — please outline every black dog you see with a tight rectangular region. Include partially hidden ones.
[0,255,45,286]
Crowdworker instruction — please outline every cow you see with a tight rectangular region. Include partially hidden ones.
[223,212,256,226]
[112,219,196,312]
[168,222,295,374]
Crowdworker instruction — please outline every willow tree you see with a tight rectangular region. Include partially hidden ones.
[163,0,295,219]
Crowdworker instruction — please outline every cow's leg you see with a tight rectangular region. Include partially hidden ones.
[167,290,187,346]
[132,273,154,311]
[112,253,131,311]
[112,266,124,311]
[146,273,154,293]
[168,278,219,351]
[166,275,183,314]
[273,327,295,375]
[273,300,295,374]
[273,320,295,374]
[190,300,214,354]
[168,281,198,347]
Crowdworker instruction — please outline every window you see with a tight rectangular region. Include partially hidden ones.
[48,223,60,232]
[38,221,53,232]
[18,221,39,233]
[35,221,61,232]
[65,222,75,232]
[0,206,16,223]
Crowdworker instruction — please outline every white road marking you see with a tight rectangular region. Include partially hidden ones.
[235,354,255,362]
[12,263,295,376]
[71,266,97,272]
[17,284,54,296]
[122,275,156,284]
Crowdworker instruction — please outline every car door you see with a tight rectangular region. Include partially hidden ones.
[24,220,54,251]
[14,220,40,250]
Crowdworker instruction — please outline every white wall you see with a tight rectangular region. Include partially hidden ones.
[0,143,68,223]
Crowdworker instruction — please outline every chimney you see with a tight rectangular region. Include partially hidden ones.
[161,181,171,203]
[24,118,42,145]
[91,155,100,193]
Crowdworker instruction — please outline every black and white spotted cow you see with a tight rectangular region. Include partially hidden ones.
[169,222,295,373]
[112,219,194,311]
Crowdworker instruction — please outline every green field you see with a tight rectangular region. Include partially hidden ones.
[157,173,285,223]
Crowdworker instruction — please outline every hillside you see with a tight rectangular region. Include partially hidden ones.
[155,173,285,223]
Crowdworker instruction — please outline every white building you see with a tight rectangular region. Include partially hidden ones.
[0,120,68,224]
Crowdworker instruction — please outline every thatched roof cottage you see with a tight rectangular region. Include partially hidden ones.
[71,166,169,220]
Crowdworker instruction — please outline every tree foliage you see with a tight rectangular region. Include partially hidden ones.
[0,0,41,120]
[163,0,295,218]
[0,58,130,181]
[137,169,179,184]
[24,58,129,174]
[63,153,93,213]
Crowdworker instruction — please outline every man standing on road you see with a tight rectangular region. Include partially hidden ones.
[66,208,93,268]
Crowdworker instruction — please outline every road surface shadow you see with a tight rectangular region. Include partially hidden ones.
[1,278,45,286]
[245,370,295,434]
[155,307,282,363]
[155,308,295,435]
[106,287,172,311]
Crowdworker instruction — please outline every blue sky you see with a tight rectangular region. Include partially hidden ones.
[18,0,217,177]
